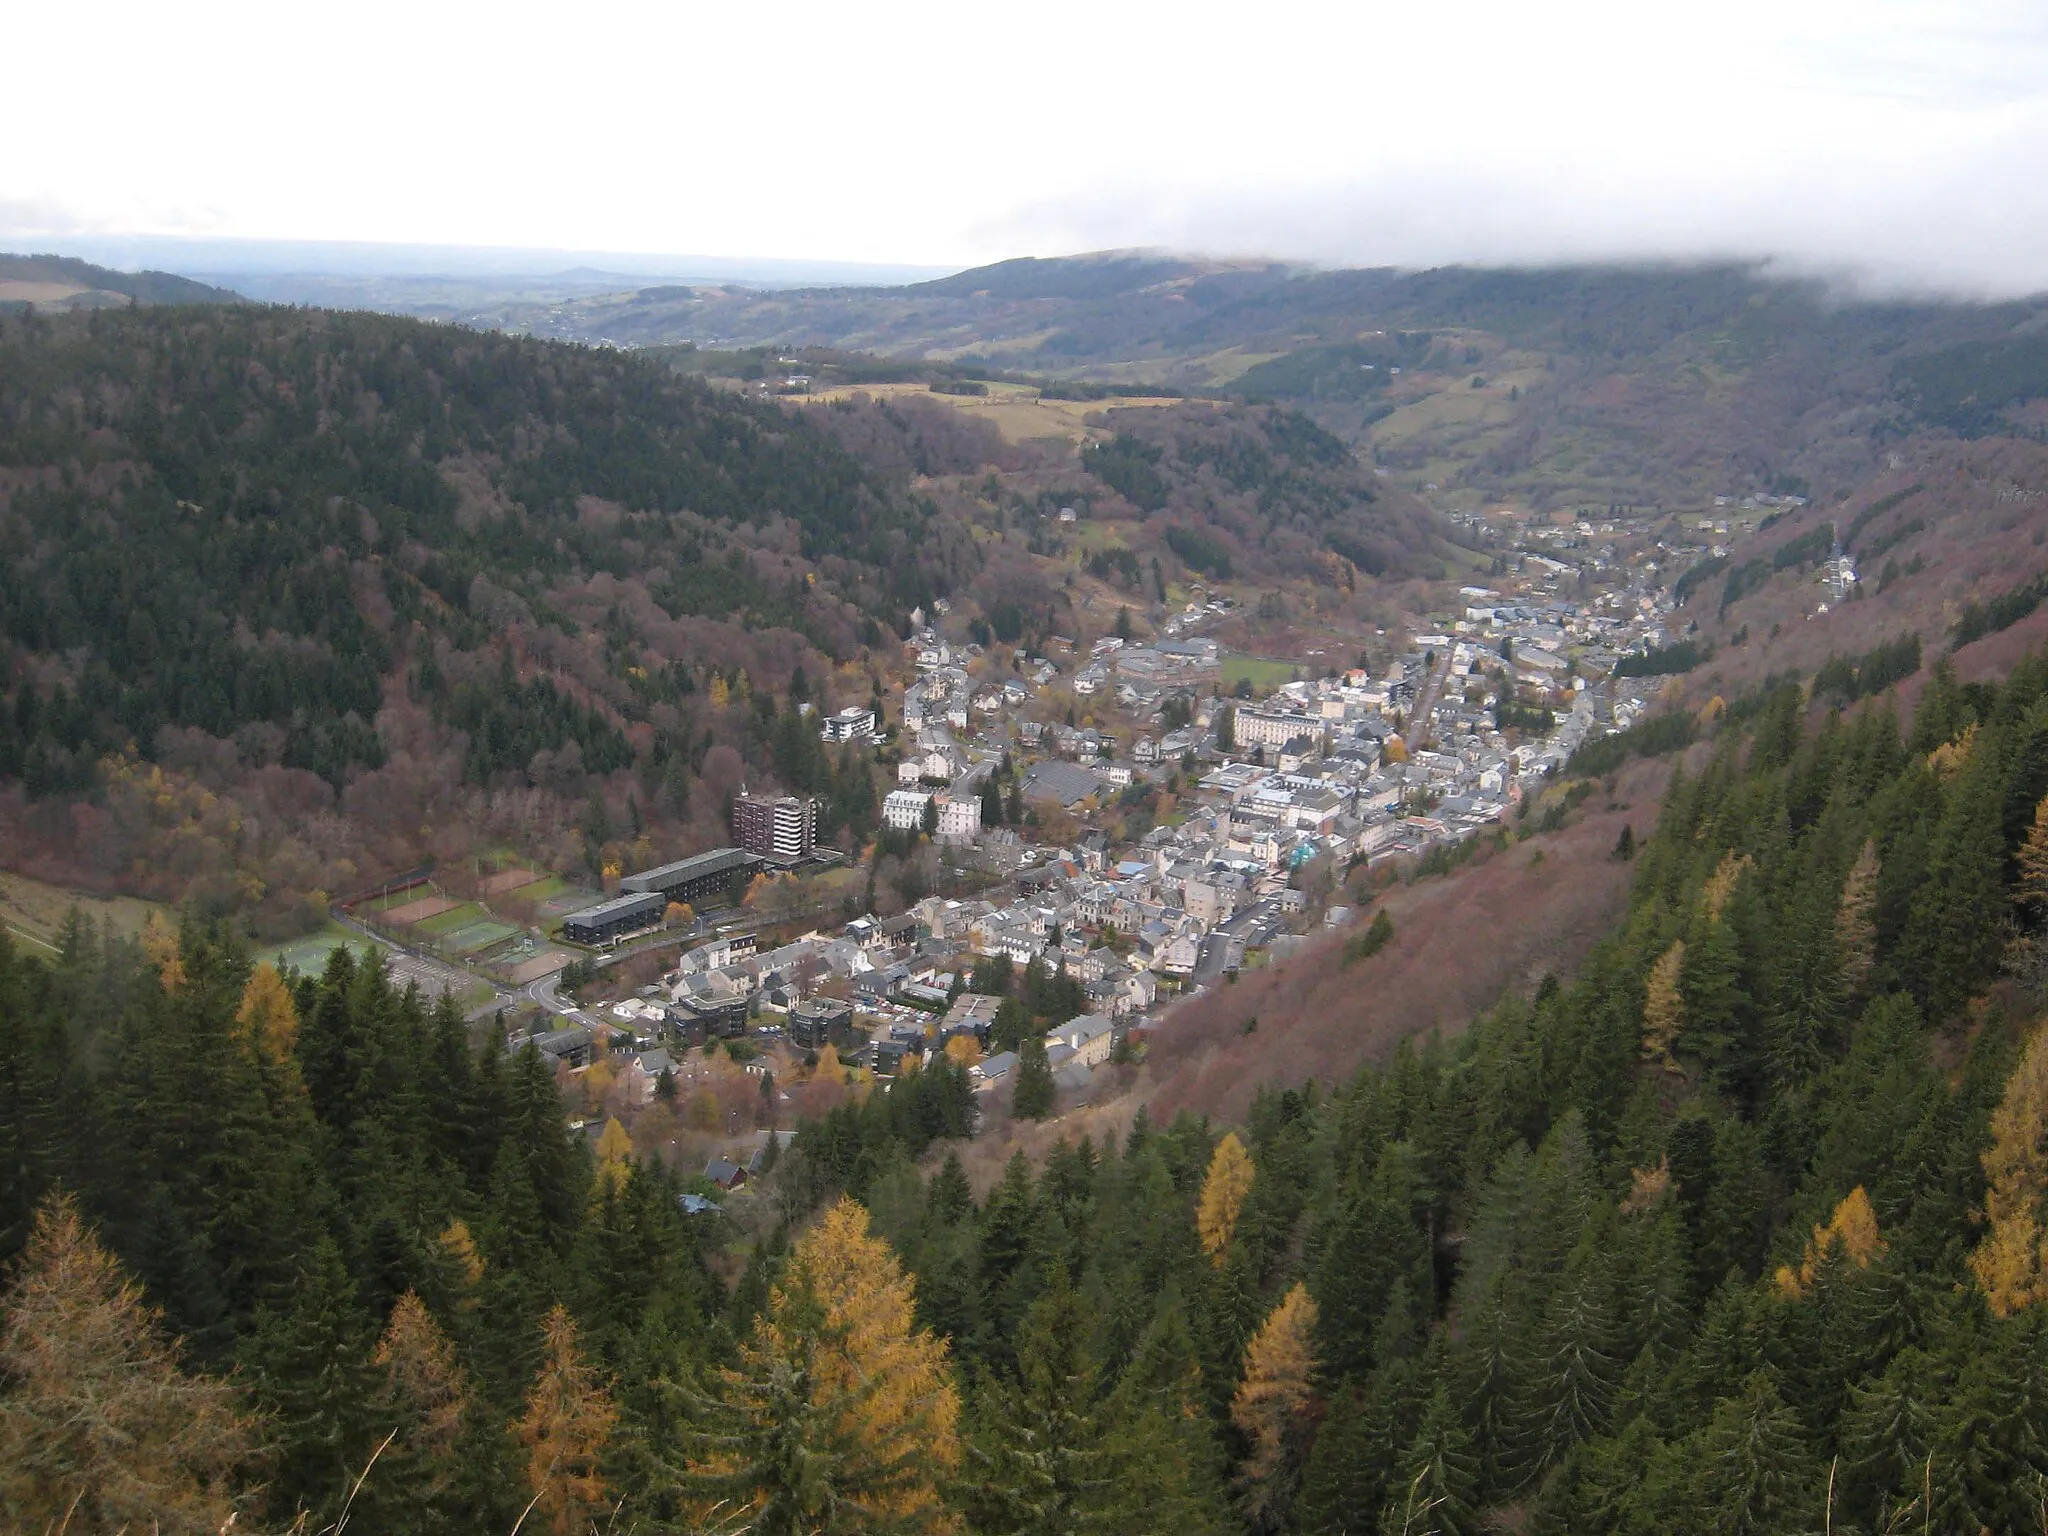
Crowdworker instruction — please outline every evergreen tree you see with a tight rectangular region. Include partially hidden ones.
[1013,1035,1055,1121]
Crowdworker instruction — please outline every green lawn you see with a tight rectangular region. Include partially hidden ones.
[416,902,487,936]
[1222,654,1300,690]
[260,926,374,977]
[506,874,569,903]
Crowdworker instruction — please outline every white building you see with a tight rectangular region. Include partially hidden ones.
[820,705,876,743]
[883,789,932,831]
[935,792,982,842]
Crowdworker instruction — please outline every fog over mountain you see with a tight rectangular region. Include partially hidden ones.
[6,1,2046,294]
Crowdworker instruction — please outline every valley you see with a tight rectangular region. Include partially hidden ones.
[7,249,2048,1535]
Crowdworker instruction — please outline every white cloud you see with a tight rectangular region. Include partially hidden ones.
[5,0,2045,293]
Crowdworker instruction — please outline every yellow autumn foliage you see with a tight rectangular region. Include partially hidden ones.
[232,963,299,1066]
[1774,1187,1884,1298]
[728,1197,960,1529]
[1197,1132,1255,1266]
[1232,1283,1319,1509]
[2018,794,2048,910]
[1701,851,1753,921]
[1640,941,1686,1070]
[515,1305,616,1536]
[141,912,185,993]
[1971,1020,2048,1315]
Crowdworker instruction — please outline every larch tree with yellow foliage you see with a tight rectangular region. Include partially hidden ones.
[1971,1020,2048,1315]
[1774,1187,1885,1298]
[233,961,300,1067]
[1232,1283,1320,1525]
[516,1305,617,1535]
[1640,941,1686,1071]
[0,1194,259,1534]
[141,910,186,992]
[685,1196,961,1534]
[362,1291,471,1528]
[1197,1132,1255,1266]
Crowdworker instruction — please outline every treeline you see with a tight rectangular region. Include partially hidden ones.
[1812,634,1922,703]
[1953,569,2048,650]
[1614,638,1708,678]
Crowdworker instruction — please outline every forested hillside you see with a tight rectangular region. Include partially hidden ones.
[11,626,2048,1529]
[0,306,953,931]
[1077,402,1447,585]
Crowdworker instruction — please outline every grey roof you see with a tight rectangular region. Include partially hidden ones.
[621,846,759,894]
[1022,760,1104,806]
[565,890,666,926]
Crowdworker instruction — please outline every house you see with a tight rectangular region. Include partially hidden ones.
[972,1051,1019,1090]
[704,1158,747,1191]
[527,1026,594,1069]
[1048,1014,1115,1068]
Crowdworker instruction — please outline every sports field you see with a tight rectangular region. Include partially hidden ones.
[1222,654,1301,690]
[260,927,370,977]
[439,919,521,956]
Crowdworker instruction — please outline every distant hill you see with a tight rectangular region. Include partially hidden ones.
[426,254,2048,513]
[0,252,241,310]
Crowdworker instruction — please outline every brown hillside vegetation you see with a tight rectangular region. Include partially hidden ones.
[1678,437,2048,701]
[1140,755,1668,1124]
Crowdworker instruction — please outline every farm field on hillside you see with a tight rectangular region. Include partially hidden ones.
[0,870,168,952]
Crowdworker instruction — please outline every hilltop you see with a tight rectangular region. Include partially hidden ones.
[411,254,2048,518]
[0,251,241,310]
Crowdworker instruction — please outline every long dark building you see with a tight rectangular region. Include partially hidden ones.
[732,791,816,864]
[559,891,665,946]
[620,846,763,907]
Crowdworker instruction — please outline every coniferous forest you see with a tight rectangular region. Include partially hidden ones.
[10,606,2048,1532]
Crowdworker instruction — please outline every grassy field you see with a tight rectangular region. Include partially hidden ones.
[415,901,487,937]
[793,382,1198,446]
[506,874,570,903]
[259,926,370,977]
[1222,654,1302,690]
[0,870,169,953]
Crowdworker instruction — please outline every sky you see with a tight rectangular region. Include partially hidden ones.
[7,0,2048,294]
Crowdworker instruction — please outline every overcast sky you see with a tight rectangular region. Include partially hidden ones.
[7,0,2047,293]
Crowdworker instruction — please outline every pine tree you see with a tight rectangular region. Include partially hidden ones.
[1516,1271,1616,1482]
[1384,1384,1478,1536]
[1013,1035,1055,1120]
[1232,1282,1319,1527]
[516,1304,617,1536]
[0,1194,259,1534]
[1688,1370,1823,1534]
[1836,838,1880,1000]
[241,1233,377,1525]
[1197,1131,1255,1266]
[963,1265,1107,1536]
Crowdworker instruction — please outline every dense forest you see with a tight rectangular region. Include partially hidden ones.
[0,306,965,931]
[11,630,2048,1531]
[1078,404,1449,586]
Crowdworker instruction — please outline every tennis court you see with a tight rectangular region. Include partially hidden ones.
[439,919,521,955]
[386,893,461,924]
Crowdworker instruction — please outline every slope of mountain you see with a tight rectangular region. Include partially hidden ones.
[0,305,945,933]
[438,255,2048,516]
[0,251,241,309]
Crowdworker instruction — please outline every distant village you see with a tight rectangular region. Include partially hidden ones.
[512,495,1821,1188]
